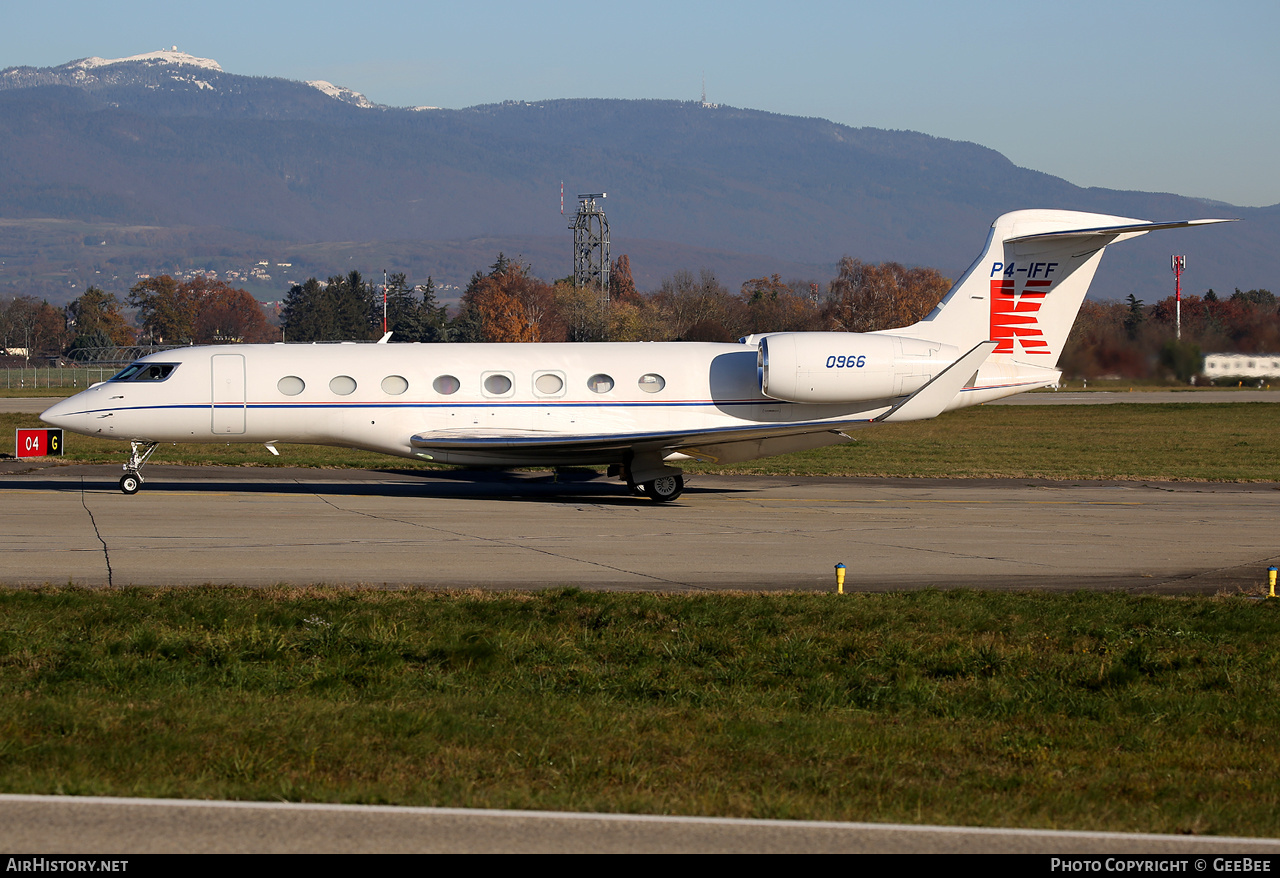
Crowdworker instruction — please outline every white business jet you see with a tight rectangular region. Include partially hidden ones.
[42,209,1230,500]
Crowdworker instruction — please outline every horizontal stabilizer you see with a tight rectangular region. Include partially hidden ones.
[1007,218,1236,244]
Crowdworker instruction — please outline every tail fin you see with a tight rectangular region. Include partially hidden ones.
[888,209,1234,365]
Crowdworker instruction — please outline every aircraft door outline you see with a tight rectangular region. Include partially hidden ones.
[211,354,247,435]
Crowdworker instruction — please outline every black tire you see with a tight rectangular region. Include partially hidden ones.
[642,473,684,502]
[119,473,141,495]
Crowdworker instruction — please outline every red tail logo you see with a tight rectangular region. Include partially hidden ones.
[990,279,1052,355]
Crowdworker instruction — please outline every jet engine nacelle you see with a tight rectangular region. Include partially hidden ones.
[759,332,960,404]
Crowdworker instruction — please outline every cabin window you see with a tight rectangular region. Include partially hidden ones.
[381,375,409,395]
[135,364,176,381]
[433,375,460,395]
[109,364,144,381]
[637,373,666,393]
[534,372,565,396]
[110,363,176,382]
[277,376,305,396]
[329,375,357,395]
[587,373,615,393]
[483,373,514,396]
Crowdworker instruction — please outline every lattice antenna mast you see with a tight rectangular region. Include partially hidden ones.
[570,193,610,301]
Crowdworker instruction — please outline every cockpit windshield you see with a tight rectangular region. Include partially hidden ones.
[108,362,178,382]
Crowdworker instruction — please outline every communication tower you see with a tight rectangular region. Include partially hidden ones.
[1171,255,1186,341]
[571,193,610,299]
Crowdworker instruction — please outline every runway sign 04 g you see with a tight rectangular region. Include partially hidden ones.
[15,428,63,458]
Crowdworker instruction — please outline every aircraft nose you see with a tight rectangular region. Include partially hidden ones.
[40,396,87,433]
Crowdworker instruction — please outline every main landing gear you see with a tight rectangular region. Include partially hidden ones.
[119,440,158,495]
[613,458,686,502]
[642,473,684,502]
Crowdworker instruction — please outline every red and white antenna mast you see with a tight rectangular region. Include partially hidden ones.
[1171,255,1185,341]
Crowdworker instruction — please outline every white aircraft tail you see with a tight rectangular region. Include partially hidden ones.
[887,209,1233,365]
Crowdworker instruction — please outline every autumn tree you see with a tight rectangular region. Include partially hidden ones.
[0,296,41,357]
[129,275,273,344]
[738,275,822,334]
[610,254,639,304]
[130,275,197,344]
[554,280,608,342]
[28,301,68,359]
[1148,292,1280,355]
[66,287,134,353]
[651,269,739,341]
[193,281,276,343]
[453,257,556,343]
[822,259,951,332]
[0,296,67,360]
[1058,300,1147,378]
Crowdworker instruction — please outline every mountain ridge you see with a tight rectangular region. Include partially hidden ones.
[0,52,1272,305]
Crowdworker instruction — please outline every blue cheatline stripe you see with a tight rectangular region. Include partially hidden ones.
[67,380,1040,419]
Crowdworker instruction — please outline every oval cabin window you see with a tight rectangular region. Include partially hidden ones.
[433,375,460,395]
[535,373,564,395]
[638,373,666,393]
[278,376,305,396]
[381,375,409,395]
[587,373,615,393]
[329,375,357,395]
[484,374,513,395]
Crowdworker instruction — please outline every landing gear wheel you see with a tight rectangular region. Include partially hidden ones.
[642,473,684,502]
[119,473,141,495]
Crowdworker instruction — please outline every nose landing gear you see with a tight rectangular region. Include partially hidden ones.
[120,440,158,495]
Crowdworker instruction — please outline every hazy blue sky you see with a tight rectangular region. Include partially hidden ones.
[4,1,1276,206]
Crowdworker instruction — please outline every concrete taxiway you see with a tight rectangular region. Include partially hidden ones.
[2,464,1276,592]
[4,795,1280,854]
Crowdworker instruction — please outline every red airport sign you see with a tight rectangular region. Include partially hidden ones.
[15,428,63,458]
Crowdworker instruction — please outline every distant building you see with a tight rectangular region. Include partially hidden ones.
[1204,353,1280,380]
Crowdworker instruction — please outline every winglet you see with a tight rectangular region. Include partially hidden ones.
[875,340,997,423]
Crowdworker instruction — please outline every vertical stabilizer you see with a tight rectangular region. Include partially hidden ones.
[885,210,1233,367]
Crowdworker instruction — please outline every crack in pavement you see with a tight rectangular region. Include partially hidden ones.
[79,477,112,587]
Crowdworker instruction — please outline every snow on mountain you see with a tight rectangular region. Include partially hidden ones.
[70,48,223,72]
[0,51,394,110]
[305,80,379,109]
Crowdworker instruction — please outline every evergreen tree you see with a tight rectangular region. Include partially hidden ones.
[333,270,375,340]
[282,273,376,341]
[382,272,418,338]
[414,276,449,342]
[449,270,489,342]
[1124,294,1145,340]
[281,278,332,341]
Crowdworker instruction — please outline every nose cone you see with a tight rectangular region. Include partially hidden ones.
[40,395,88,434]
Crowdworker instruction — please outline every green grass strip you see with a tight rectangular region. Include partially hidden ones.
[1,587,1278,835]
